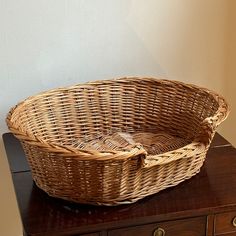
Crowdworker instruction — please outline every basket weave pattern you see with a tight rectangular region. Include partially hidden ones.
[6,77,229,205]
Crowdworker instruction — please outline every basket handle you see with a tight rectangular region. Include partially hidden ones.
[141,141,206,168]
[195,95,230,145]
[141,95,229,168]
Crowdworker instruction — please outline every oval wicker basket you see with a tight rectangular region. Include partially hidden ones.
[6,77,229,206]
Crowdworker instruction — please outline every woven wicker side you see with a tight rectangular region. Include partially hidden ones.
[8,78,222,149]
[6,77,229,205]
[21,141,144,205]
[7,78,220,146]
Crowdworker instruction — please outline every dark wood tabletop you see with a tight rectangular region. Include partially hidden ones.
[3,132,236,236]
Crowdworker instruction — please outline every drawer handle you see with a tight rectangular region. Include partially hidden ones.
[153,227,165,236]
[233,217,236,227]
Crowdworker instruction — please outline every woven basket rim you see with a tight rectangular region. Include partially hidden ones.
[6,77,229,162]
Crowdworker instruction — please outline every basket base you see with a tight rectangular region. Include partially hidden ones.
[62,131,190,155]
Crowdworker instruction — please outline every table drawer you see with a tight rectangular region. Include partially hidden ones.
[216,234,236,236]
[108,216,206,236]
[80,233,100,236]
[215,211,236,235]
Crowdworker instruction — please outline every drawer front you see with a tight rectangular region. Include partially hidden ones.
[217,234,236,236]
[215,211,236,235]
[108,216,206,236]
[80,233,100,236]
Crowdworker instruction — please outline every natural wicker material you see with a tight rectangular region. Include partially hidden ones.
[6,77,229,205]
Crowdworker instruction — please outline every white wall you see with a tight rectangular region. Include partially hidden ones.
[0,1,231,235]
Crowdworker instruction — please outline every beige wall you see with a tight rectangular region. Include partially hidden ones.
[220,0,236,145]
[0,1,234,235]
[128,0,228,92]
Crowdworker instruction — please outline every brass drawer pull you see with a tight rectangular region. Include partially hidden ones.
[233,217,236,227]
[153,227,165,236]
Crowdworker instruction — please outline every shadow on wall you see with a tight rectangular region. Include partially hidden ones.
[128,0,227,92]
[221,0,236,146]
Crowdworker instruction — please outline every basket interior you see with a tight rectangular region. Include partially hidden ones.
[60,131,190,155]
[9,78,219,154]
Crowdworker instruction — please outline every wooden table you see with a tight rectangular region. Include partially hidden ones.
[3,133,236,236]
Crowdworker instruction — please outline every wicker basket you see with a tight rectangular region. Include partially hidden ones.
[6,77,229,206]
